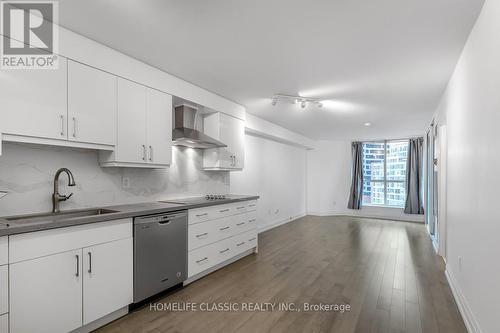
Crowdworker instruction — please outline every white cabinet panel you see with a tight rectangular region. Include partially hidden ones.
[0,46,67,140]
[0,237,7,266]
[68,61,117,146]
[0,314,7,333]
[10,249,83,333]
[188,242,218,277]
[146,89,172,166]
[83,238,133,325]
[0,266,7,315]
[115,78,147,164]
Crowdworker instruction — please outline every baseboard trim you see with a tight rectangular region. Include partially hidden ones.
[445,269,483,333]
[71,306,128,333]
[258,213,306,233]
[307,212,424,223]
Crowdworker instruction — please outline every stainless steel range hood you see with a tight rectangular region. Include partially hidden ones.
[172,104,227,149]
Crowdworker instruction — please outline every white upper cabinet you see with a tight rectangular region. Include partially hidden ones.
[203,112,245,170]
[68,61,117,146]
[100,78,172,168]
[146,88,173,166]
[0,42,67,141]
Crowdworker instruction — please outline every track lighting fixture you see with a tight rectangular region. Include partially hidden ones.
[271,94,325,110]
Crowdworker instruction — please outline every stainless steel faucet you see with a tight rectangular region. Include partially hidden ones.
[52,168,76,213]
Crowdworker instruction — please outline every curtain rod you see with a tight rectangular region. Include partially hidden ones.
[352,136,423,143]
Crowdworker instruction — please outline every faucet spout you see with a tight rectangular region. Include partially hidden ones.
[52,168,76,213]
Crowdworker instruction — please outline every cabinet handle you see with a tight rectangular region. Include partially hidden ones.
[72,117,76,138]
[248,237,257,241]
[60,115,65,136]
[237,222,245,226]
[196,232,208,238]
[219,209,230,213]
[219,226,230,231]
[75,254,79,277]
[196,213,208,217]
[219,248,230,254]
[149,146,153,162]
[237,206,245,210]
[196,257,208,264]
[249,219,256,222]
[88,252,92,273]
[142,145,146,161]
[236,241,245,247]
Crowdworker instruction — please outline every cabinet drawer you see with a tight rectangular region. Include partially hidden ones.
[9,218,132,263]
[188,220,218,251]
[233,213,254,235]
[0,266,7,315]
[188,206,219,224]
[247,200,257,211]
[233,229,258,254]
[246,210,258,229]
[188,243,219,277]
[214,204,236,218]
[233,203,247,214]
[0,314,7,333]
[0,238,7,266]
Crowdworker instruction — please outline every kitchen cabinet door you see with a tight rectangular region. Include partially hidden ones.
[0,38,67,140]
[68,61,117,146]
[9,249,83,333]
[83,238,133,325]
[115,78,147,163]
[225,115,245,169]
[146,88,172,166]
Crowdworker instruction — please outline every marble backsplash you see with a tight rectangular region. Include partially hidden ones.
[0,143,229,216]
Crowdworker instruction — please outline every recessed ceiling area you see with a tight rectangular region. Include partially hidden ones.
[57,0,484,140]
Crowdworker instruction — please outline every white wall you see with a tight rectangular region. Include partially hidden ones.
[231,133,307,232]
[307,140,424,223]
[433,0,498,332]
[0,143,228,216]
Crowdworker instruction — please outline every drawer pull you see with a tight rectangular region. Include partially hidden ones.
[249,204,256,207]
[248,237,257,241]
[196,232,208,238]
[219,226,230,231]
[237,206,245,210]
[236,222,245,226]
[249,219,256,222]
[196,213,208,217]
[196,257,208,264]
[236,241,246,247]
[219,209,230,213]
[219,248,230,254]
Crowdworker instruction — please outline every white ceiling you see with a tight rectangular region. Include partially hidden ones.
[58,0,483,140]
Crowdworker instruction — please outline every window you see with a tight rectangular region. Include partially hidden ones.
[362,140,409,208]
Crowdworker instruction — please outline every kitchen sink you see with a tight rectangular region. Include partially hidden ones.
[3,208,118,226]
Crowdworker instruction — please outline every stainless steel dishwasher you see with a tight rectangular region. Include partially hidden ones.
[133,210,187,303]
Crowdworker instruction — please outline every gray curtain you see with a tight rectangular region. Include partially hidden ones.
[404,138,424,214]
[348,142,363,210]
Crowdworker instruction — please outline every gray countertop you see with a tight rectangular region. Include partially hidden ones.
[0,195,259,236]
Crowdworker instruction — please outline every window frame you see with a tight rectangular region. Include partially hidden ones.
[362,139,408,208]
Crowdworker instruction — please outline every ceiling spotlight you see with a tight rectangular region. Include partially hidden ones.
[272,97,278,106]
[301,100,306,109]
[364,122,372,126]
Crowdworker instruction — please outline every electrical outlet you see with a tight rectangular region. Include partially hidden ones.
[274,208,280,214]
[122,177,130,189]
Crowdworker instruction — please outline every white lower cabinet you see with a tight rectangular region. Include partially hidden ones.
[187,200,258,279]
[10,249,83,333]
[8,219,133,333]
[0,265,8,316]
[82,238,133,325]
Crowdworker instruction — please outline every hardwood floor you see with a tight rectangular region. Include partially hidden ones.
[97,216,466,333]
